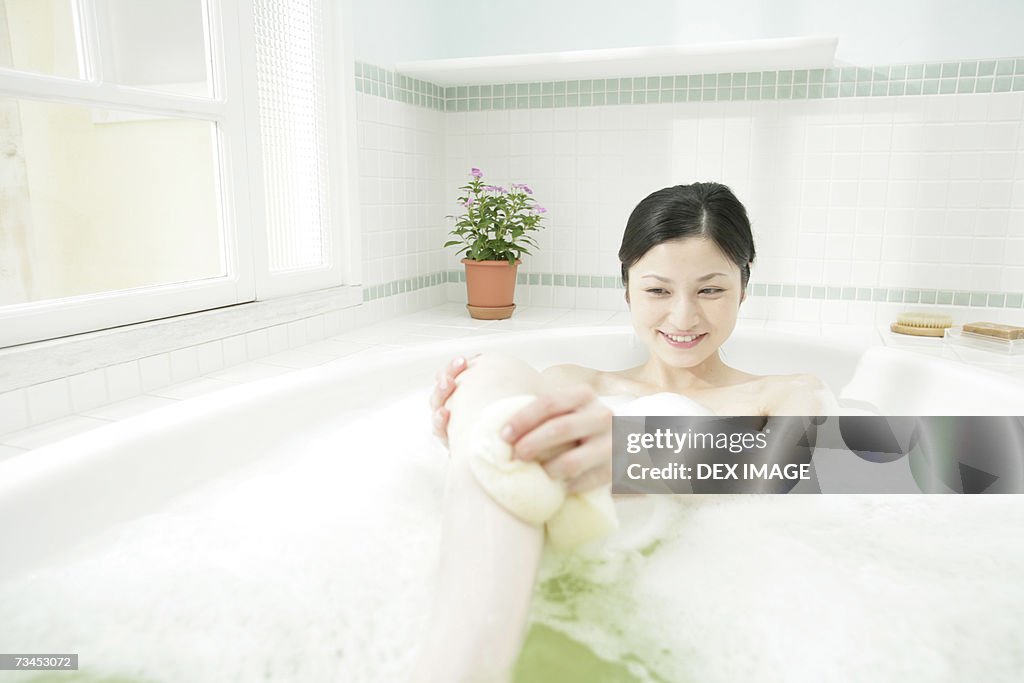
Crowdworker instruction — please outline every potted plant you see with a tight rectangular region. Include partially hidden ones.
[444,168,547,320]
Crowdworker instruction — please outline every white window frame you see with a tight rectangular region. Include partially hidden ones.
[0,0,362,348]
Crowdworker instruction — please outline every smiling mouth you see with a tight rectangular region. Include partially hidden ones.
[659,331,707,347]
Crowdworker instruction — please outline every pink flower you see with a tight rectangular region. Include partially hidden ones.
[470,167,482,178]
[534,206,547,214]
[464,197,475,206]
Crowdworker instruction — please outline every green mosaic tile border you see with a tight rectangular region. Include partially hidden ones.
[362,271,1024,310]
[747,283,1023,309]
[362,272,447,301]
[355,57,1024,112]
[354,61,445,110]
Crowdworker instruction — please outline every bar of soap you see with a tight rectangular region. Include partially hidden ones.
[461,395,619,550]
[963,322,1024,340]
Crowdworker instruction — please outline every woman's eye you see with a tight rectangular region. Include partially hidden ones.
[646,288,667,295]
[700,288,724,295]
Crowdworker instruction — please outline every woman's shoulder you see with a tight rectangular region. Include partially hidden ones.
[759,373,835,415]
[541,363,635,396]
[758,372,824,389]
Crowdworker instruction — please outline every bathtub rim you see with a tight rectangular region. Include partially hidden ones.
[0,323,1016,493]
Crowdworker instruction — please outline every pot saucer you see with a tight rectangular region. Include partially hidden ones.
[466,304,516,320]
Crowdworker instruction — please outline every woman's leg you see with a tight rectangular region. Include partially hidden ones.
[415,352,549,683]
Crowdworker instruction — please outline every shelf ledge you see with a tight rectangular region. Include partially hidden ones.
[395,36,839,87]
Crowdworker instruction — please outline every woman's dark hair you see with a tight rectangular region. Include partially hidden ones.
[618,182,755,298]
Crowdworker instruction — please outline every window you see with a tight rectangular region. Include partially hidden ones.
[0,0,353,348]
[254,0,331,272]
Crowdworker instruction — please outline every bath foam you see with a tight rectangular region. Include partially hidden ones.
[0,390,450,683]
[4,389,1024,682]
[460,395,619,550]
[529,494,1024,683]
[520,393,1024,682]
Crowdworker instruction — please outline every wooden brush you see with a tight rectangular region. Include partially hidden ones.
[890,312,954,337]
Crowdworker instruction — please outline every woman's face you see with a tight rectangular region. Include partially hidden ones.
[627,237,745,368]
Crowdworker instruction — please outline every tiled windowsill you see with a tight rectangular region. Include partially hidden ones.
[2,302,1022,460]
[0,285,363,394]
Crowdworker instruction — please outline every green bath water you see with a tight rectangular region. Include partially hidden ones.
[512,543,677,683]
[20,674,151,683]
[20,644,645,683]
[16,543,671,683]
[513,623,645,683]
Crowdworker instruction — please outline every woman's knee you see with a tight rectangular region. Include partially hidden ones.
[446,352,543,438]
[456,352,542,394]
[466,351,537,376]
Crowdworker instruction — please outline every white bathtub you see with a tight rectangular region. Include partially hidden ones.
[1,325,1022,682]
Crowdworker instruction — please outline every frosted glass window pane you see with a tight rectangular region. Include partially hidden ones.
[0,0,79,79]
[94,0,211,97]
[254,0,330,272]
[0,98,224,305]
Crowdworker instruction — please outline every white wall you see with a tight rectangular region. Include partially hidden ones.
[350,0,442,67]
[352,0,1024,67]
[354,94,447,294]
[442,93,1024,321]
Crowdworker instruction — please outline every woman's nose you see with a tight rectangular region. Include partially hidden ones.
[668,297,702,328]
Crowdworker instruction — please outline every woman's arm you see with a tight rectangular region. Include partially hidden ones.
[503,365,613,495]
[431,359,612,493]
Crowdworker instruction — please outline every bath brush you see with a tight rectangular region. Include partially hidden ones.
[890,311,954,337]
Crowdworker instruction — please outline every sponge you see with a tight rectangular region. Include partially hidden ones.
[460,395,619,551]
[545,484,618,550]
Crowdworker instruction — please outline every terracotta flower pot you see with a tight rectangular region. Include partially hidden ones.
[462,258,520,320]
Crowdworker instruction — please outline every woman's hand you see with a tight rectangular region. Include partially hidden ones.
[429,355,476,448]
[500,385,613,494]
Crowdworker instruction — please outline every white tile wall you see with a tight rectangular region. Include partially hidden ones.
[68,369,108,412]
[443,92,1024,318]
[355,92,448,291]
[0,390,28,435]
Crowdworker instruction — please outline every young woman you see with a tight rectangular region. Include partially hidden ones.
[415,182,837,682]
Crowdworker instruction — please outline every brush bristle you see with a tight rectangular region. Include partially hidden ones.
[896,312,953,328]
